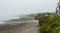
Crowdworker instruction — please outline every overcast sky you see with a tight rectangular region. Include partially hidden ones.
[0,0,58,21]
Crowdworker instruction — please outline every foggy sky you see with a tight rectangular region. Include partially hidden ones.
[0,0,58,20]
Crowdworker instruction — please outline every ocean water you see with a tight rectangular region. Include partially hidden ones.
[0,22,6,24]
[0,16,20,24]
[0,16,20,22]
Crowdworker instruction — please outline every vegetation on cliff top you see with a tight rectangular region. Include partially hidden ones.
[38,13,60,33]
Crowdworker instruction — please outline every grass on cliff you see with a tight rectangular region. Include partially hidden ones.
[38,14,60,33]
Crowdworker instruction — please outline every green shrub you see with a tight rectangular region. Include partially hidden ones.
[38,15,60,33]
[38,24,52,33]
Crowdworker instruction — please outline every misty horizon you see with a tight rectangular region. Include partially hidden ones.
[0,0,58,21]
